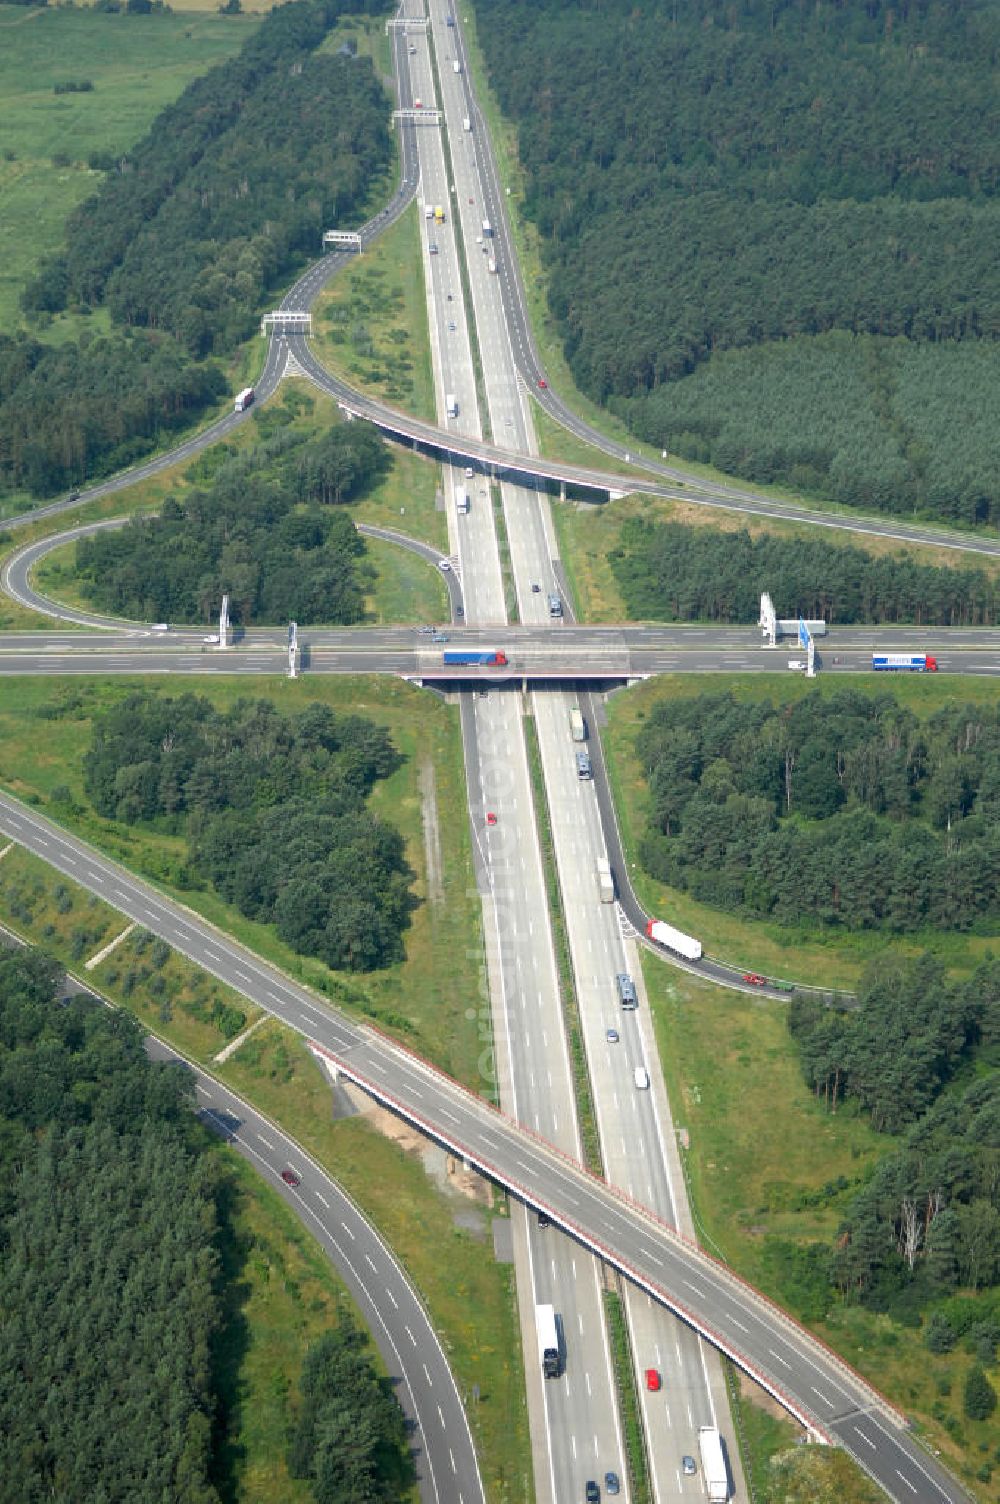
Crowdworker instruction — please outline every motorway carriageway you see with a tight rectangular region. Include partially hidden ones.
[0,790,967,1504]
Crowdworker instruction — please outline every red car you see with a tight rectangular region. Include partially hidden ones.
[281,1168,301,1187]
[645,1368,661,1392]
[537,378,547,388]
[486,812,497,826]
[742,973,767,986]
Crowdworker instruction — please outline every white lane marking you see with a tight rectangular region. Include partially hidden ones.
[683,1279,706,1299]
[256,1133,274,1149]
[365,1254,377,1272]
[895,1471,919,1495]
[424,1362,433,1386]
[768,1348,792,1369]
[385,1287,399,1309]
[853,1426,877,1450]
[729,1315,750,1333]
[341,1221,356,1240]
[811,1386,835,1409]
[406,1325,417,1347]
[314,1191,329,1209]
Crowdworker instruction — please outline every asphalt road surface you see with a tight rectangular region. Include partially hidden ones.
[0,763,967,1504]
[0,922,482,1504]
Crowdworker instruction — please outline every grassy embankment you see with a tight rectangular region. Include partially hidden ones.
[18,382,449,628]
[644,959,1000,1500]
[0,5,257,336]
[0,843,525,1501]
[598,672,1000,1493]
[606,672,1000,992]
[0,672,485,1084]
[0,678,533,1501]
[311,200,436,425]
[551,487,1000,627]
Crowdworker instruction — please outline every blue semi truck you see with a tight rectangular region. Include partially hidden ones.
[872,653,937,672]
[443,650,508,666]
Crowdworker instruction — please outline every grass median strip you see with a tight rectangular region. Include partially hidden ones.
[522,712,601,1175]
[603,1289,652,1504]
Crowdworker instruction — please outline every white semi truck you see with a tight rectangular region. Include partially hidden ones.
[646,917,702,962]
[536,1303,561,1378]
[698,1425,728,1502]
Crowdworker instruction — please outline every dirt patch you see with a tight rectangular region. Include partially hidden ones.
[419,759,445,907]
[740,1369,805,1427]
[344,1082,491,1214]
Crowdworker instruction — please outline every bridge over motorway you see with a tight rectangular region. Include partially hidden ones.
[0,789,968,1504]
[1,622,998,682]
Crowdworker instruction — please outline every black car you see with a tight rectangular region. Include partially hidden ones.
[585,1483,600,1504]
[538,1210,551,1229]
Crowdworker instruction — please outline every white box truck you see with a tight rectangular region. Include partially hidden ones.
[569,706,586,742]
[536,1304,560,1378]
[455,485,470,514]
[446,393,459,418]
[698,1426,728,1502]
[596,858,614,904]
[453,58,461,72]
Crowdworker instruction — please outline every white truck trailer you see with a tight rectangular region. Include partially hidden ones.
[698,1425,728,1502]
[536,1303,560,1378]
[596,858,614,904]
[646,918,702,962]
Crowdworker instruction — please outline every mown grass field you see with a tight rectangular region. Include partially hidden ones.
[0,671,487,1088]
[644,960,1000,1499]
[0,5,257,332]
[605,671,1000,990]
[311,202,436,424]
[10,380,449,622]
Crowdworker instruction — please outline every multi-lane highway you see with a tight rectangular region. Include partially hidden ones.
[1,619,999,678]
[0,791,965,1504]
[0,7,986,1501]
[0,912,483,1504]
[405,11,636,1498]
[427,8,742,1493]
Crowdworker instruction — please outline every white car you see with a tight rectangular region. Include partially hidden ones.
[203,634,220,645]
[464,466,474,478]
[438,559,451,572]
